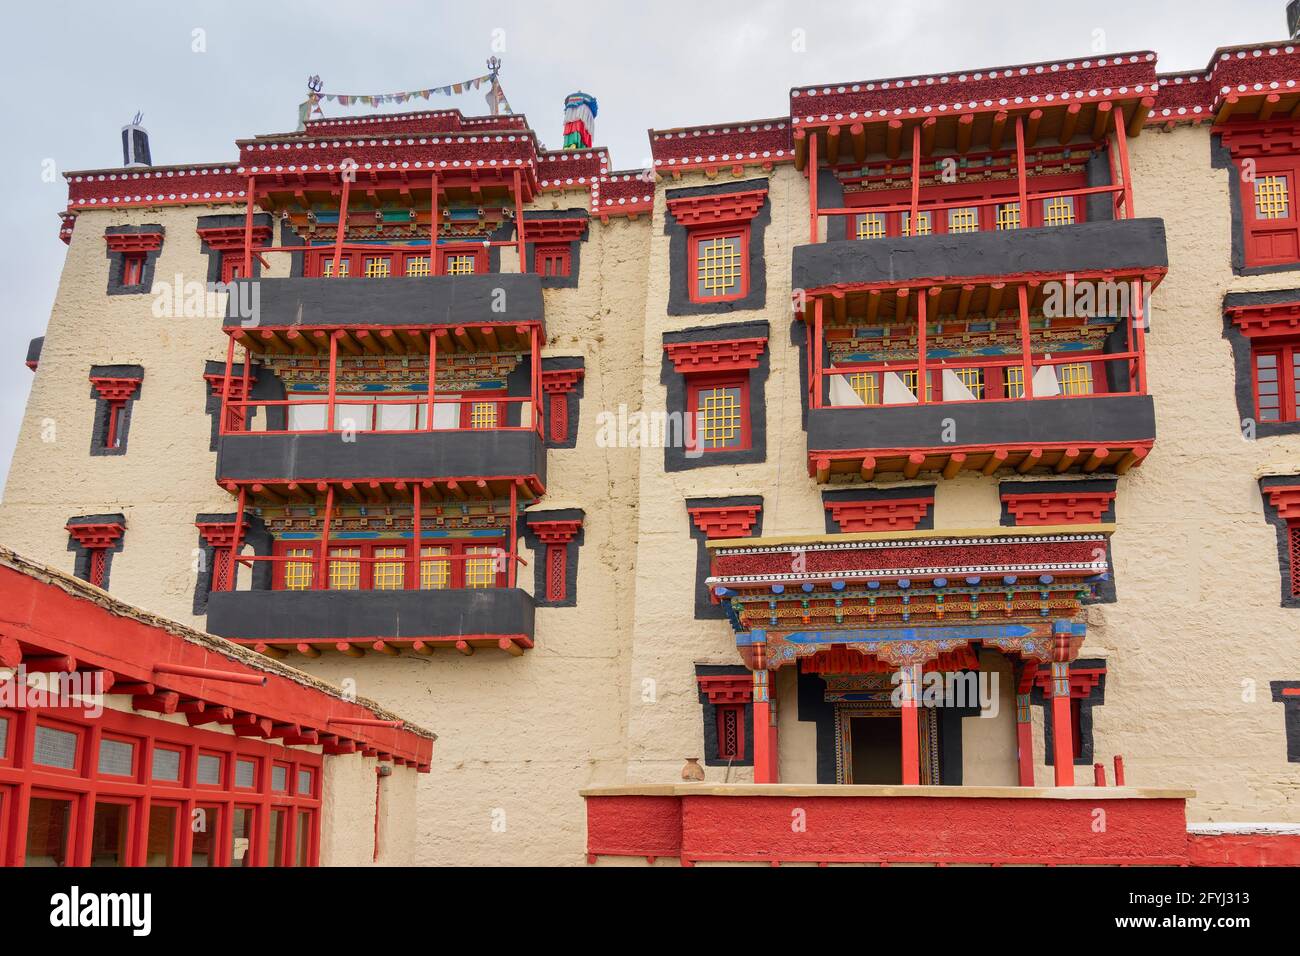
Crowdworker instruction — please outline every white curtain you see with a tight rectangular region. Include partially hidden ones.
[882,371,918,405]
[941,368,977,402]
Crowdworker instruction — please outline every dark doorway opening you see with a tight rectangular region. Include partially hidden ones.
[850,714,902,784]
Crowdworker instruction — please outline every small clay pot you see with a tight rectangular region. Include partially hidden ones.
[681,757,705,781]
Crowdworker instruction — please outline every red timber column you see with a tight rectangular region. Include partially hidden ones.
[1049,660,1075,785]
[899,663,922,785]
[750,647,778,783]
[1016,690,1035,786]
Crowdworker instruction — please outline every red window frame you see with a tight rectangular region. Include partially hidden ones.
[534,244,572,277]
[121,252,146,286]
[845,169,1090,239]
[271,537,509,591]
[437,246,489,275]
[97,731,140,781]
[1238,154,1300,268]
[195,750,226,790]
[687,226,750,303]
[1251,340,1300,423]
[545,544,568,602]
[686,372,752,452]
[0,705,323,867]
[220,254,246,283]
[715,704,745,761]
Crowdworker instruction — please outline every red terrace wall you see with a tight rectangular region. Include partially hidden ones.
[1188,833,1300,866]
[586,792,1191,865]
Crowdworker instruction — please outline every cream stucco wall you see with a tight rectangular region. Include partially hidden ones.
[4,117,1300,869]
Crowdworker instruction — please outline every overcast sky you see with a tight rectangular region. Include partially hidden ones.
[0,0,1286,494]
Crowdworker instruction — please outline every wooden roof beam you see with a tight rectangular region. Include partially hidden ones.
[1059,103,1082,145]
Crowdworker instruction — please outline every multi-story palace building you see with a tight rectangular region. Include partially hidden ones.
[5,21,1300,866]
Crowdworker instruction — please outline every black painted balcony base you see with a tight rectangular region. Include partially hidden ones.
[216,429,546,487]
[206,587,536,652]
[808,394,1155,480]
[792,218,1168,289]
[224,274,544,329]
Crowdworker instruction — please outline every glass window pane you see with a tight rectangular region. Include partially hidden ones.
[373,548,405,590]
[696,385,743,448]
[25,796,73,866]
[465,546,500,589]
[270,809,287,867]
[231,807,255,867]
[948,207,979,233]
[145,805,177,866]
[298,769,313,796]
[152,747,181,782]
[329,548,361,590]
[34,725,77,770]
[90,802,130,867]
[284,547,314,591]
[197,753,222,785]
[420,546,451,590]
[296,812,312,867]
[272,765,288,792]
[97,738,134,777]
[1255,174,1290,219]
[235,758,256,789]
[0,716,8,759]
[696,234,743,298]
[191,806,220,867]
[1257,353,1278,368]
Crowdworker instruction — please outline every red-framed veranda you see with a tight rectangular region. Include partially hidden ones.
[801,98,1145,246]
[804,269,1163,413]
[216,321,544,438]
[0,704,322,868]
[215,477,537,597]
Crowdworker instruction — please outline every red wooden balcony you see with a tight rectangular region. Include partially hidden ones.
[582,784,1195,866]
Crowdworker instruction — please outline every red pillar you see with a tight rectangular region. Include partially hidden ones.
[900,664,921,785]
[752,668,778,783]
[1049,661,1075,785]
[1015,692,1035,786]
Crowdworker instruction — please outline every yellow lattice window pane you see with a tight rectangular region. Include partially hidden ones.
[323,258,349,277]
[445,254,476,275]
[1043,196,1076,226]
[996,203,1021,230]
[697,385,743,448]
[848,372,881,405]
[328,547,361,591]
[901,370,934,402]
[373,547,406,590]
[405,256,431,277]
[1004,365,1025,399]
[283,548,314,591]
[856,214,886,240]
[1058,362,1094,395]
[364,257,391,278]
[465,546,499,589]
[948,207,980,234]
[902,211,932,236]
[1255,175,1290,219]
[953,367,985,399]
[419,547,450,590]
[469,401,498,429]
[696,234,743,298]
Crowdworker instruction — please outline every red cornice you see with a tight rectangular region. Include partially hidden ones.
[665,188,767,228]
[66,522,125,550]
[792,53,1158,129]
[89,376,142,403]
[528,519,582,545]
[203,371,258,400]
[1265,484,1300,521]
[1002,491,1116,526]
[591,172,654,221]
[104,231,163,253]
[826,497,932,533]
[1153,44,1300,126]
[538,149,610,190]
[1032,666,1106,698]
[650,119,792,177]
[195,521,247,550]
[664,338,768,375]
[197,223,273,251]
[1216,119,1300,157]
[524,218,588,244]
[688,505,762,540]
[68,166,247,211]
[539,368,584,394]
[1226,300,1300,337]
[697,674,753,705]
